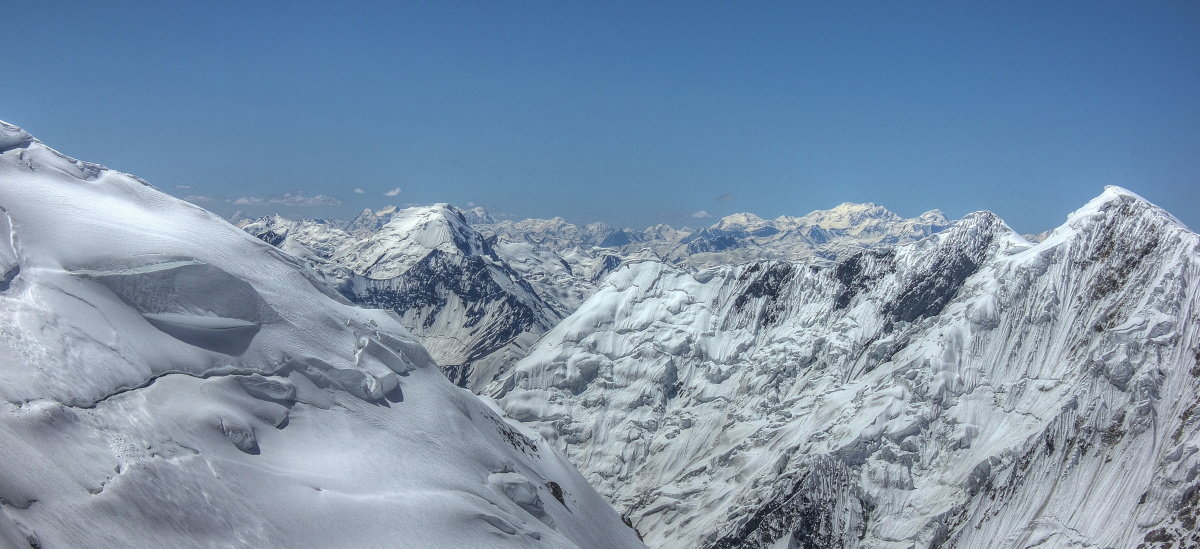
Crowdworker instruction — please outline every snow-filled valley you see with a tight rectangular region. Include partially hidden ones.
[3,118,1200,549]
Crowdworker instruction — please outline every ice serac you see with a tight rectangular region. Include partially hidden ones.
[492,187,1200,549]
[242,204,565,390]
[0,121,644,549]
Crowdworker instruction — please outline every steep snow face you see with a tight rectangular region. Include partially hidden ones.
[243,206,564,390]
[493,188,1200,549]
[0,121,644,549]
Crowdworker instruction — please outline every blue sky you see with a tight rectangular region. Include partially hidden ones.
[4,1,1198,232]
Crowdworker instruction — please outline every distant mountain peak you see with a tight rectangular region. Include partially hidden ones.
[917,208,948,222]
[463,206,494,224]
[713,212,768,231]
[797,202,902,229]
[830,200,884,211]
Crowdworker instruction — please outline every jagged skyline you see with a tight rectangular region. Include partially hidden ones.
[4,2,1197,233]
[5,114,1200,547]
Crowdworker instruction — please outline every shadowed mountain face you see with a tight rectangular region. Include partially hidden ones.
[242,205,564,390]
[347,246,560,387]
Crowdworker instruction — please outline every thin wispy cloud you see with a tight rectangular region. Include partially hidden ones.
[689,210,712,219]
[233,192,342,207]
[353,188,365,194]
[715,194,734,202]
[383,187,402,197]
[175,184,192,190]
[182,195,214,203]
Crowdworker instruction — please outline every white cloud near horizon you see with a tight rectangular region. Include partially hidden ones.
[383,187,402,197]
[353,188,365,194]
[690,210,712,219]
[233,192,342,207]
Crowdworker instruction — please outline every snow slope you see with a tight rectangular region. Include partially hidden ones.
[492,188,1200,548]
[0,121,644,548]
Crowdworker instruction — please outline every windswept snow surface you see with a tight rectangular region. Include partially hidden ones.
[0,121,644,549]
[493,188,1200,548]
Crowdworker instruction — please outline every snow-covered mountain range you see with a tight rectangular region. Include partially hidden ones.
[238,174,1200,548]
[7,117,1197,549]
[490,187,1200,548]
[0,121,644,548]
[240,196,949,392]
[468,202,948,270]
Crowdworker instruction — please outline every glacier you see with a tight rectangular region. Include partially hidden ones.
[0,121,644,548]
